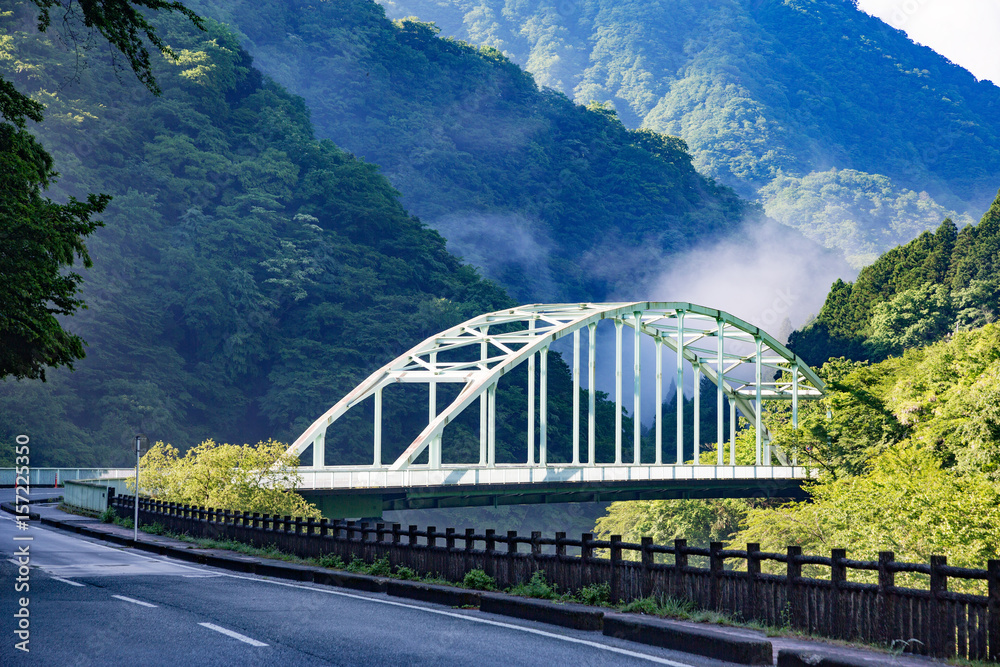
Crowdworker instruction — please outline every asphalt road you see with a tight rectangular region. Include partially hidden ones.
[0,508,746,667]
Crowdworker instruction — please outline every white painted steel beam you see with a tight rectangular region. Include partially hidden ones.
[287,302,826,476]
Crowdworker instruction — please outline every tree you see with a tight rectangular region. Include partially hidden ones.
[132,439,321,517]
[0,0,202,380]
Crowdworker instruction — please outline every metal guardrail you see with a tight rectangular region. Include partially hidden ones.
[0,468,134,487]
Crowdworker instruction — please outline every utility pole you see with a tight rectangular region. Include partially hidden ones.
[133,434,148,541]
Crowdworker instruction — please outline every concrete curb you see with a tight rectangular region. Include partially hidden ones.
[603,614,774,665]
[480,593,605,631]
[386,581,482,608]
[776,649,888,667]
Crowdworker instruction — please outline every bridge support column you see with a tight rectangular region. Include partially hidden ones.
[588,322,596,466]
[573,329,580,465]
[614,318,623,465]
[528,318,535,466]
[374,387,382,467]
[633,311,642,465]
[755,336,763,466]
[729,397,736,465]
[693,365,700,464]
[792,362,799,466]
[540,346,548,466]
[717,319,724,466]
[487,383,497,467]
[313,432,324,468]
[655,336,663,466]
[676,309,685,465]
[480,326,489,466]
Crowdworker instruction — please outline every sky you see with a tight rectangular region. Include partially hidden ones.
[857,0,1000,85]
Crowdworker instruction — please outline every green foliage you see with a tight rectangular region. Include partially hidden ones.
[393,565,418,580]
[761,169,973,269]
[376,0,1000,264]
[134,439,321,517]
[315,553,344,569]
[595,498,750,550]
[140,521,166,535]
[790,199,1000,365]
[574,582,610,606]
[506,570,559,599]
[461,568,496,591]
[599,325,1000,576]
[732,446,1000,591]
[184,0,750,303]
[0,11,524,465]
[100,507,116,523]
[344,556,368,573]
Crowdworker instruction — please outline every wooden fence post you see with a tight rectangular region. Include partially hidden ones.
[987,559,999,661]
[786,546,802,629]
[674,539,688,601]
[485,529,496,580]
[830,548,847,639]
[392,523,401,544]
[746,543,761,623]
[878,551,895,647]
[446,527,456,550]
[610,535,622,603]
[427,526,437,548]
[710,542,723,611]
[555,532,566,558]
[581,533,594,587]
[408,524,418,547]
[507,531,519,582]
[642,536,654,599]
[929,555,949,657]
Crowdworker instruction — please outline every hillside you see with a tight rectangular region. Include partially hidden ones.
[789,190,1000,365]
[0,10,518,466]
[377,0,1000,267]
[182,0,763,303]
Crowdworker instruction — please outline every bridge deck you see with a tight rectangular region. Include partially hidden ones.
[297,465,811,515]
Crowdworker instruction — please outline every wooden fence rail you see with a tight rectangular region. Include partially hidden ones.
[110,495,1000,661]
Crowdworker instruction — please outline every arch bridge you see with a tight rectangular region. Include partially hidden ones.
[287,302,825,517]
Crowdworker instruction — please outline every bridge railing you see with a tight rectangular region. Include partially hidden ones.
[111,494,998,661]
[0,467,134,487]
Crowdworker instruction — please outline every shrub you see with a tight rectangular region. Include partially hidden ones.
[140,522,165,535]
[507,570,559,599]
[368,557,392,577]
[100,507,116,523]
[575,582,610,606]
[394,566,418,580]
[462,569,497,591]
[316,553,344,569]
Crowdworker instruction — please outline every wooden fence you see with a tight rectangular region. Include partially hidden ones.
[111,495,1000,662]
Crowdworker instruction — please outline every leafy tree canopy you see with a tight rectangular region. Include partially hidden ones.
[789,190,1000,365]
[132,438,320,517]
[0,1,202,381]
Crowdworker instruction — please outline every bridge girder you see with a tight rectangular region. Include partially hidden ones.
[287,302,825,477]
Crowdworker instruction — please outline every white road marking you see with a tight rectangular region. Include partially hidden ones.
[5,515,694,664]
[112,594,158,608]
[219,574,696,666]
[51,576,84,587]
[199,622,269,647]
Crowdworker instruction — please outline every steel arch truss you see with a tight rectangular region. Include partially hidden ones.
[288,302,824,475]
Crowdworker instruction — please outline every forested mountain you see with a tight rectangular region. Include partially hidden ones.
[376,0,1000,267]
[0,10,518,466]
[789,190,1000,365]
[181,0,760,302]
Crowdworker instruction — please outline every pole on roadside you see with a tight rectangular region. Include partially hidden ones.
[133,434,148,542]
